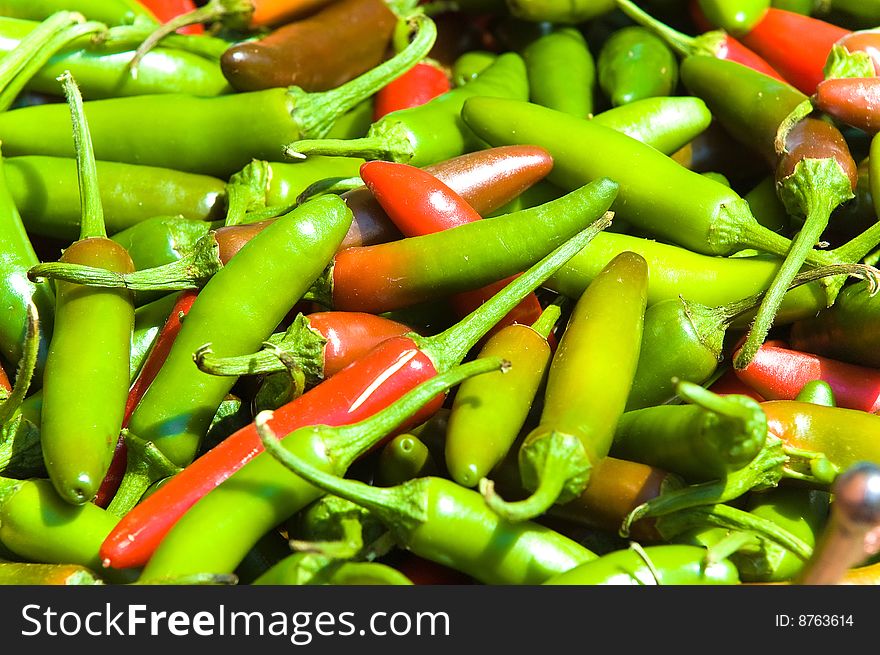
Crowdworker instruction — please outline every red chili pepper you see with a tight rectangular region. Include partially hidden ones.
[836,31,880,76]
[734,340,880,414]
[359,160,546,337]
[738,8,850,94]
[707,369,765,402]
[373,61,451,122]
[814,77,880,134]
[93,289,199,509]
[138,0,205,35]
[98,204,615,570]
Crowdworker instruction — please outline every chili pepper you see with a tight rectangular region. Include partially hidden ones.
[0,0,157,25]
[138,0,203,34]
[591,95,713,156]
[221,0,398,93]
[316,178,619,314]
[522,27,595,117]
[461,96,836,264]
[0,14,437,178]
[100,212,614,571]
[625,264,868,411]
[709,369,766,401]
[452,50,496,87]
[695,0,771,35]
[615,0,785,82]
[504,0,615,24]
[825,157,874,247]
[38,73,135,505]
[376,433,438,487]
[445,304,558,488]
[789,279,880,368]
[767,399,880,469]
[373,61,450,121]
[734,341,880,413]
[0,477,133,584]
[5,156,225,242]
[614,380,766,482]
[545,544,739,585]
[795,462,880,584]
[481,252,647,523]
[286,51,528,166]
[814,78,880,133]
[249,408,598,585]
[194,311,413,384]
[737,7,850,94]
[673,124,768,190]
[129,291,183,382]
[136,357,515,581]
[0,562,104,585]
[0,153,55,385]
[598,25,678,107]
[546,223,880,323]
[253,553,414,585]
[122,195,353,473]
[359,159,546,332]
[0,17,232,100]
[795,380,836,406]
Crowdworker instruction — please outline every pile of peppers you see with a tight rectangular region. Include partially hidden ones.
[2,0,880,587]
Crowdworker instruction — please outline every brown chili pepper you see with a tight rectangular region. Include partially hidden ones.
[221,0,398,93]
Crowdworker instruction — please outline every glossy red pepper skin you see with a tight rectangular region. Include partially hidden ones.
[100,337,443,569]
[373,62,451,121]
[814,78,880,134]
[360,160,545,335]
[739,8,849,94]
[138,0,204,34]
[734,341,880,413]
[221,0,397,93]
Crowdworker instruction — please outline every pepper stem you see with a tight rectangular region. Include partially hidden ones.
[289,517,365,560]
[614,0,695,57]
[127,0,252,75]
[0,302,39,426]
[674,379,762,424]
[290,14,437,142]
[224,160,271,227]
[285,134,414,164]
[735,165,850,370]
[59,71,106,240]
[0,14,106,113]
[479,455,568,523]
[829,220,880,264]
[422,211,614,371]
[529,298,566,340]
[296,176,364,205]
[105,430,182,518]
[28,233,223,291]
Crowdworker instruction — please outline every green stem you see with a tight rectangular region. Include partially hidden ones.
[128,0,252,74]
[479,448,570,522]
[529,298,565,340]
[702,531,762,564]
[59,71,106,240]
[614,0,696,57]
[422,211,614,371]
[0,303,39,426]
[830,220,880,264]
[285,134,414,163]
[28,233,222,291]
[296,176,364,205]
[288,517,365,560]
[105,431,182,518]
[224,160,271,227]
[734,198,837,370]
[674,379,760,424]
[291,14,437,141]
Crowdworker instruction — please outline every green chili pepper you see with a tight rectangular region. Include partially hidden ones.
[461,96,835,264]
[286,51,529,166]
[39,72,135,505]
[325,98,374,140]
[377,433,438,487]
[0,477,133,583]
[110,217,219,276]
[0,0,157,25]
[445,303,559,488]
[0,15,437,177]
[0,152,55,383]
[123,195,353,471]
[598,26,678,107]
[504,0,616,24]
[6,156,225,241]
[795,380,837,406]
[697,0,771,36]
[0,561,104,585]
[544,544,739,585]
[253,553,413,585]
[452,50,497,87]
[481,252,648,522]
[613,380,766,482]
[252,408,598,585]
[523,28,595,117]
